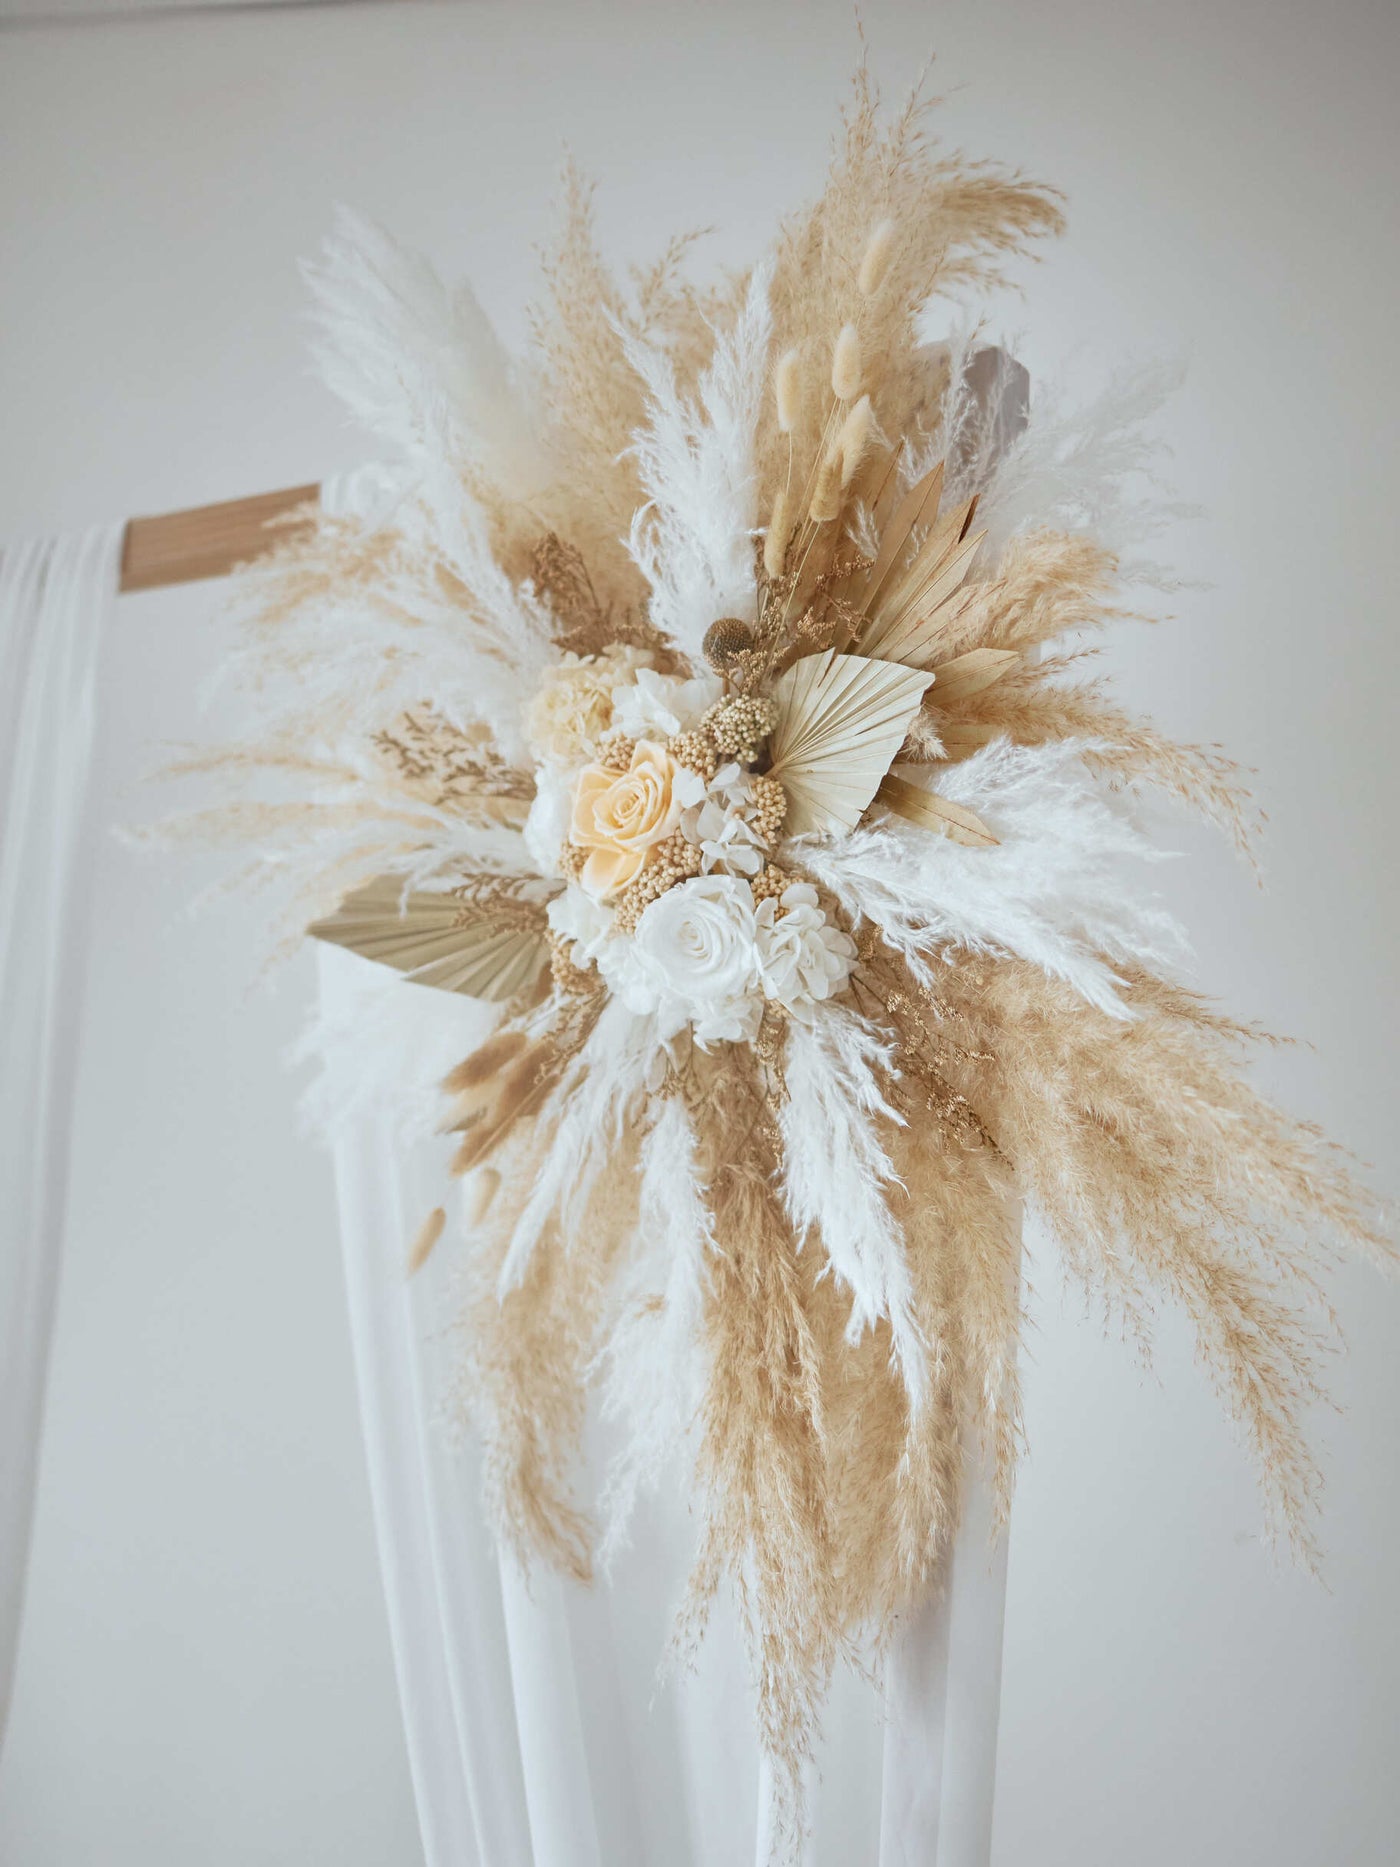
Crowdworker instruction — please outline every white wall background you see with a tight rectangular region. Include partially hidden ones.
[2,1,1397,1862]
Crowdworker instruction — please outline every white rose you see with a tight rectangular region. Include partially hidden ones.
[754,882,856,1020]
[523,765,575,878]
[611,666,722,741]
[619,873,762,1044]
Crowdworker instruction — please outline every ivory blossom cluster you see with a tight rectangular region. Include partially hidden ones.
[524,653,856,1041]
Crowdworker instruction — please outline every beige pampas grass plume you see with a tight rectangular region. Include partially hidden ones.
[764,488,790,578]
[831,323,862,400]
[857,218,897,296]
[774,347,801,433]
[406,1206,446,1276]
[836,394,874,487]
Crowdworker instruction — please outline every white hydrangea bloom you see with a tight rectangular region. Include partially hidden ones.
[754,883,857,1020]
[546,883,615,963]
[523,763,575,878]
[679,761,768,876]
[611,666,722,741]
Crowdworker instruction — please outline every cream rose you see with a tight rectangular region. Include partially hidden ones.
[524,645,653,766]
[570,739,684,899]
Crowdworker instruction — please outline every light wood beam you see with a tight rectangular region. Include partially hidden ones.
[119,483,320,593]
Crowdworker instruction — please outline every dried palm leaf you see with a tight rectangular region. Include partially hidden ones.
[924,647,1022,706]
[308,874,549,1001]
[859,524,986,664]
[876,773,999,846]
[768,651,932,835]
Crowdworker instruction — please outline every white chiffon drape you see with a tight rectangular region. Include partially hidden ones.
[0,525,124,1742]
[317,943,1013,1867]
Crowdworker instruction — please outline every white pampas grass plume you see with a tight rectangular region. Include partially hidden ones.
[598,1097,714,1560]
[780,1005,926,1404]
[857,218,898,297]
[774,347,801,433]
[831,323,862,401]
[497,998,659,1292]
[836,393,874,487]
[795,738,1186,1018]
[764,487,789,579]
[304,207,548,496]
[624,264,774,656]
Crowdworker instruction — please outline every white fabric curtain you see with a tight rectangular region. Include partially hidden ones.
[0,524,124,1742]
[317,943,1013,1867]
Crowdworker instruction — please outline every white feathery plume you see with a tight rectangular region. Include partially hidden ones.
[975,355,1188,575]
[597,1096,715,1563]
[623,263,773,657]
[780,1005,926,1404]
[927,335,1188,582]
[305,206,551,497]
[221,479,554,768]
[497,998,660,1294]
[796,738,1186,1018]
[297,944,496,1143]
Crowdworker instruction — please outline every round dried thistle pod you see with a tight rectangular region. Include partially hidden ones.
[702,617,755,672]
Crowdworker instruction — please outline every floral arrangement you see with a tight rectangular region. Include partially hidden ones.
[183,66,1388,1855]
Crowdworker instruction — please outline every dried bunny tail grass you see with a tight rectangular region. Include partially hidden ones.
[454,1118,645,1585]
[764,486,791,579]
[443,1027,529,1091]
[835,393,876,486]
[857,217,898,297]
[760,62,1063,498]
[774,346,802,433]
[932,954,1392,1564]
[831,322,863,401]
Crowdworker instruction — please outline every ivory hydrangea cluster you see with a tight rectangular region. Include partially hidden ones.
[525,653,856,1041]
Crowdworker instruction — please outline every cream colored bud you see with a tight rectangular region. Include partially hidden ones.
[857,219,897,296]
[774,348,801,433]
[831,323,862,401]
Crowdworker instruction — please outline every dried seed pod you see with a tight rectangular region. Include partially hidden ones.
[703,616,756,672]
